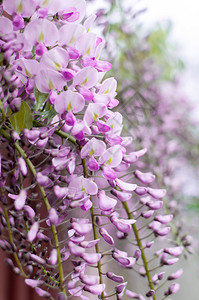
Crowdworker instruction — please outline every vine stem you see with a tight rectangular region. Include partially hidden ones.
[0,128,66,295]
[3,205,27,277]
[122,201,157,300]
[0,186,27,277]
[82,157,105,300]
[0,99,6,124]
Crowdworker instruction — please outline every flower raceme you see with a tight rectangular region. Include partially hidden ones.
[0,0,183,299]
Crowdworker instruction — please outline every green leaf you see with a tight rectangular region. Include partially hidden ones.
[0,53,4,66]
[47,106,56,124]
[23,101,33,129]
[9,106,25,134]
[9,102,33,134]
[34,86,49,111]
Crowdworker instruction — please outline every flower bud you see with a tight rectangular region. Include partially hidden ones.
[107,272,124,283]
[18,157,27,176]
[36,43,47,56]
[35,287,51,298]
[48,207,59,225]
[164,283,180,296]
[164,247,183,257]
[25,279,44,288]
[48,249,58,265]
[167,268,183,280]
[134,170,155,184]
[13,15,24,30]
[146,290,155,297]
[27,222,39,242]
[29,254,45,265]
[99,227,114,245]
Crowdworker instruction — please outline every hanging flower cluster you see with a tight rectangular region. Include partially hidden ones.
[0,0,184,299]
[91,0,196,253]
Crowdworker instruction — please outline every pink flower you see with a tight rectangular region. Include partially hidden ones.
[54,90,85,117]
[35,68,66,93]
[3,0,37,17]
[59,23,85,47]
[84,103,107,126]
[68,176,98,195]
[40,47,69,71]
[8,189,27,210]
[24,19,59,47]
[81,138,106,158]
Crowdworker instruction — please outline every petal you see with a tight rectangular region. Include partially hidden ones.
[80,238,100,248]
[84,103,107,126]
[116,178,137,192]
[35,68,66,93]
[147,188,167,199]
[134,170,156,184]
[68,241,85,256]
[54,90,85,114]
[81,253,101,264]
[80,274,99,285]
[111,189,132,202]
[84,284,105,295]
[59,23,85,46]
[80,138,106,158]
[73,66,99,88]
[24,19,59,47]
[40,47,69,71]
[98,190,117,211]
[99,145,123,168]
[72,222,92,236]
